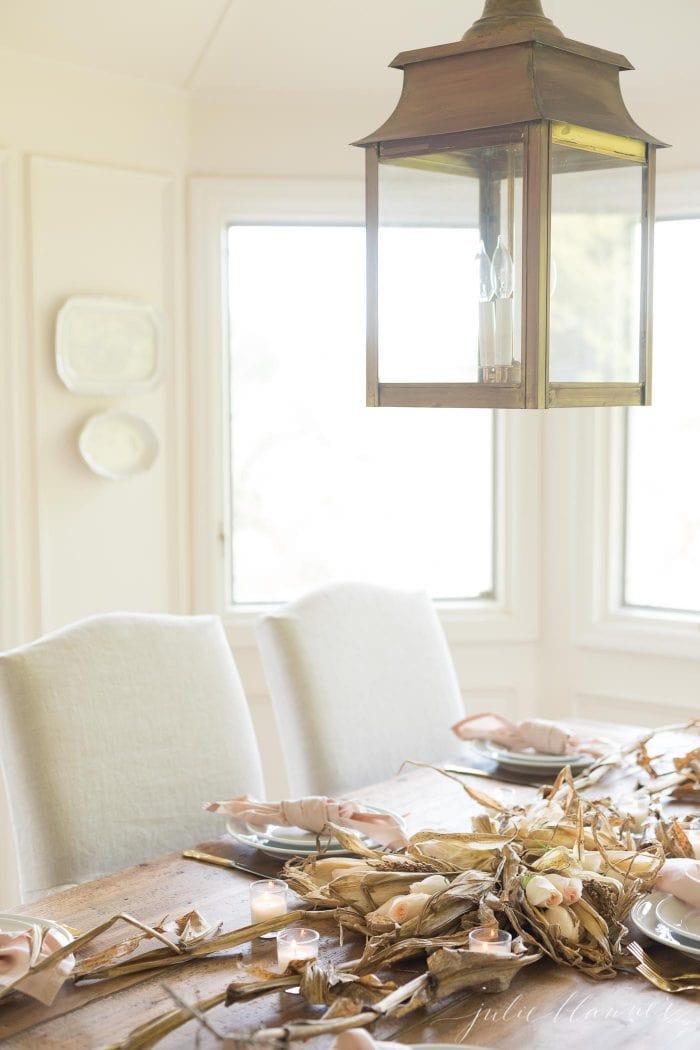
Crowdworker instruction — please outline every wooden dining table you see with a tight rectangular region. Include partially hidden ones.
[2,734,699,1050]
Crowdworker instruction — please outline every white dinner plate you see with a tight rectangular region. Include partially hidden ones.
[0,912,73,941]
[230,805,405,859]
[471,740,592,772]
[655,894,700,943]
[245,805,406,849]
[630,892,700,960]
[227,826,356,859]
[410,1044,486,1049]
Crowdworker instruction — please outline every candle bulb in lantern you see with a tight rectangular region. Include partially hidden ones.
[491,235,514,370]
[277,927,320,973]
[476,240,496,376]
[250,879,287,938]
[469,926,512,956]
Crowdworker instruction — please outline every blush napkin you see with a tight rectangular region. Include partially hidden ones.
[205,795,407,850]
[0,926,74,1005]
[655,858,700,910]
[331,1031,404,1050]
[452,712,607,757]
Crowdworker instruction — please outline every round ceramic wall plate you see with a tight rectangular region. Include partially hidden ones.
[56,296,164,395]
[78,411,159,480]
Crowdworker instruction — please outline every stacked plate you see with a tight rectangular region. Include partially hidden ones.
[227,805,406,859]
[631,892,700,960]
[470,739,593,774]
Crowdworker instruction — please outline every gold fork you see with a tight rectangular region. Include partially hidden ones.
[635,963,700,994]
[628,941,700,988]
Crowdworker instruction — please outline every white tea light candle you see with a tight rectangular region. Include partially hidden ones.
[277,927,320,972]
[250,879,287,938]
[469,926,512,956]
[618,794,649,833]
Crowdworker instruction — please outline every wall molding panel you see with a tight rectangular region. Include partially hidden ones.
[27,154,186,633]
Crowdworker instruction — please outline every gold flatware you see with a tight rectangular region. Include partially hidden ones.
[627,941,700,991]
[182,850,272,879]
[443,764,546,788]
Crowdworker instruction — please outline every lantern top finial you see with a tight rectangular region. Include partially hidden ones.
[462,0,564,45]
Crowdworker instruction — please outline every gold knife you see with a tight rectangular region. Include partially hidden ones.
[182,850,272,879]
[443,764,547,788]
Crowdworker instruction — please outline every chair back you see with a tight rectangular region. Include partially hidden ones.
[0,613,263,901]
[257,583,463,796]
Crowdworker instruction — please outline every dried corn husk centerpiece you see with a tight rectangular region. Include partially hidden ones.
[285,765,663,981]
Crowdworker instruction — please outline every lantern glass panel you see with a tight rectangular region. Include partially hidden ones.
[549,141,645,384]
[377,140,524,385]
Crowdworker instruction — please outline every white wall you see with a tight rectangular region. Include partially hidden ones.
[0,46,698,899]
[0,51,190,649]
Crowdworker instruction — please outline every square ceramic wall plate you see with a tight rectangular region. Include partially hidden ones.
[56,295,164,395]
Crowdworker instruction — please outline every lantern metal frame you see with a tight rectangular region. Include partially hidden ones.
[355,0,667,409]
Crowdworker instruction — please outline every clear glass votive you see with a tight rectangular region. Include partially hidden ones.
[277,927,320,972]
[250,879,287,938]
[469,926,512,956]
[618,793,650,833]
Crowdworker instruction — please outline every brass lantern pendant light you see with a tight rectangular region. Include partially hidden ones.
[355,0,667,409]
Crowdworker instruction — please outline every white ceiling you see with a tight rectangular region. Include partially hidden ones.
[0,1,698,113]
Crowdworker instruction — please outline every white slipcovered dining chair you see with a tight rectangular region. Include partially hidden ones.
[256,583,464,796]
[0,613,264,904]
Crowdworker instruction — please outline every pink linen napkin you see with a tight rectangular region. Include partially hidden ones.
[452,713,607,757]
[205,795,407,850]
[655,859,700,909]
[0,926,75,1005]
[332,1031,404,1050]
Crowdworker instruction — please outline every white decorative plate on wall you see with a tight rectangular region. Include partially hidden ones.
[78,411,159,480]
[56,296,164,394]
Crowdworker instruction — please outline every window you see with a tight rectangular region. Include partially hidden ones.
[225,224,495,606]
[624,218,700,615]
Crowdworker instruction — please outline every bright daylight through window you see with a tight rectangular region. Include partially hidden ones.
[226,225,494,606]
[624,218,700,615]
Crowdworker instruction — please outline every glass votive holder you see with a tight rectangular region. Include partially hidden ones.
[250,879,287,939]
[469,926,512,956]
[486,786,517,813]
[277,927,320,973]
[618,793,650,833]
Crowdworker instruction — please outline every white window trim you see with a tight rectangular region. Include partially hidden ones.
[573,173,700,660]
[188,176,540,649]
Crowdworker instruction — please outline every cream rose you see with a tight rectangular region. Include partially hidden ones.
[524,875,563,908]
[378,893,430,924]
[546,873,583,904]
[409,875,450,896]
[542,904,580,943]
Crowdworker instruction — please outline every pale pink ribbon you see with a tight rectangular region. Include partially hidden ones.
[0,927,75,1005]
[331,1031,404,1050]
[655,859,700,909]
[452,713,607,757]
[205,795,407,850]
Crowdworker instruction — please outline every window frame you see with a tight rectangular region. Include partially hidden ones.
[189,176,539,648]
[574,174,700,659]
